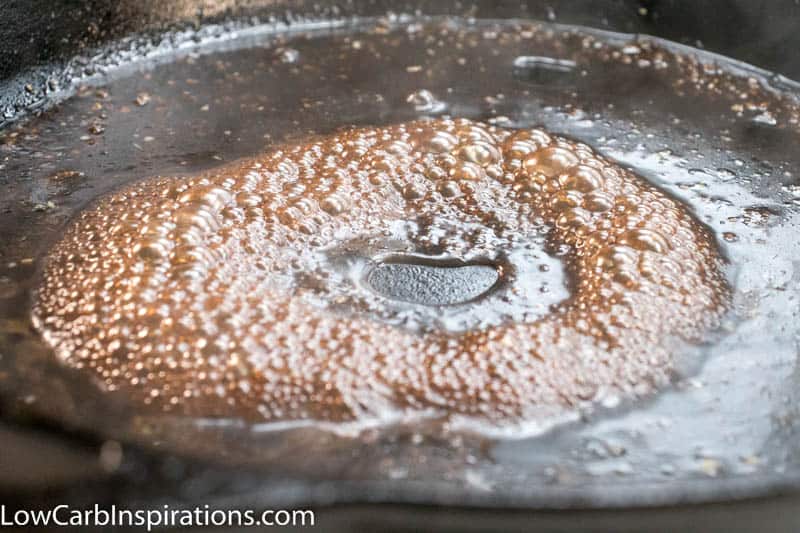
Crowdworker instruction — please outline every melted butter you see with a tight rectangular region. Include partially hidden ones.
[32,118,729,424]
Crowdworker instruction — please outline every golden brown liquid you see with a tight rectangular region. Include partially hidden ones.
[32,118,728,424]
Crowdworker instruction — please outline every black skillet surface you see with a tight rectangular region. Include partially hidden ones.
[2,1,800,531]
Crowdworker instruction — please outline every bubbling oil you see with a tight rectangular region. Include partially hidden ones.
[31,118,728,425]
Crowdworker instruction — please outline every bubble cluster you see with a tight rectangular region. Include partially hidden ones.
[32,119,728,425]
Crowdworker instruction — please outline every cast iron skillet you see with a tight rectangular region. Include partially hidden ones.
[2,1,800,531]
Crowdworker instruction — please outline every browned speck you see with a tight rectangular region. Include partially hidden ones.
[134,92,151,106]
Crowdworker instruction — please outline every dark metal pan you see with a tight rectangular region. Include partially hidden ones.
[2,1,800,531]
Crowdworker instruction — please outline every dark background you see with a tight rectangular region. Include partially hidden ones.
[2,0,800,126]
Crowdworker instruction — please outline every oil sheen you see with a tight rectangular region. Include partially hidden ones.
[1,17,798,447]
